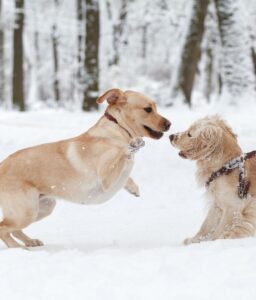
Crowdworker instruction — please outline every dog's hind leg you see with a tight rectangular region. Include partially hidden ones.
[0,187,40,248]
[222,201,256,239]
[12,230,44,247]
[12,196,56,247]
[0,220,24,248]
[11,196,56,247]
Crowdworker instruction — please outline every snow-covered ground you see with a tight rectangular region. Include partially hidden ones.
[0,106,256,299]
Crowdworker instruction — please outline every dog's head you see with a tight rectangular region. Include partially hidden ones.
[169,115,237,161]
[97,89,171,139]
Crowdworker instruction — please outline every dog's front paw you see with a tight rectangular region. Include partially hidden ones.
[25,239,44,247]
[124,180,140,197]
[183,237,200,245]
[129,184,140,197]
[128,138,145,154]
[184,238,193,245]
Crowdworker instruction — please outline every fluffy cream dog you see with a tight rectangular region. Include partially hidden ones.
[170,115,256,244]
[0,89,171,248]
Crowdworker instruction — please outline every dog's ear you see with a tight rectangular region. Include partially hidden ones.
[199,125,223,158]
[207,115,237,140]
[202,125,222,142]
[215,117,237,140]
[96,89,126,105]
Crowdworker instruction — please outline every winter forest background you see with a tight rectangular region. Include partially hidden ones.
[0,0,256,111]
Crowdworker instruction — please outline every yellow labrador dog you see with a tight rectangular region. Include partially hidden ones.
[0,89,170,248]
[170,115,256,244]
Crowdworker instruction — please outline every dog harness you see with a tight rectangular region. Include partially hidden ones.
[206,151,256,199]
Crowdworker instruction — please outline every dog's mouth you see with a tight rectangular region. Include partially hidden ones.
[143,125,163,139]
[179,151,188,159]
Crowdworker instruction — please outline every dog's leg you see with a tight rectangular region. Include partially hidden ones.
[222,218,255,239]
[36,197,56,222]
[0,219,30,248]
[11,197,56,247]
[230,200,256,238]
[0,219,24,248]
[124,177,140,197]
[12,230,44,247]
[222,203,256,239]
[184,205,222,245]
[0,188,40,248]
[211,208,236,240]
[99,147,132,191]
[0,231,23,248]
[99,139,143,192]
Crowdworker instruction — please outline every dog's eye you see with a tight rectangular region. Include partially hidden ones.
[144,107,152,113]
[188,133,192,137]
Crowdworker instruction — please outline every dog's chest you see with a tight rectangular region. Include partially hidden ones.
[70,154,134,205]
[207,178,242,208]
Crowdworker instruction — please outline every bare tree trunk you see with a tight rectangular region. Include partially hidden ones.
[200,3,221,102]
[52,0,60,102]
[214,0,255,101]
[109,0,127,66]
[204,48,213,101]
[77,0,84,73]
[171,0,209,106]
[77,0,85,98]
[13,0,25,111]
[52,25,60,102]
[0,0,4,103]
[34,29,44,100]
[141,23,148,59]
[82,0,99,111]
[252,47,256,76]
[34,31,40,70]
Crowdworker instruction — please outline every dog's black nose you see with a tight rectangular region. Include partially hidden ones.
[169,134,174,142]
[164,120,171,131]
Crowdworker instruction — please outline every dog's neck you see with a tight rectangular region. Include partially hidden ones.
[104,111,133,139]
[196,143,242,186]
[87,114,134,144]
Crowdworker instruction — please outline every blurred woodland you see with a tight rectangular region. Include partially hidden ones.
[0,0,255,110]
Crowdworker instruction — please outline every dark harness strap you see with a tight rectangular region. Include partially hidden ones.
[206,150,256,199]
[104,111,132,138]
